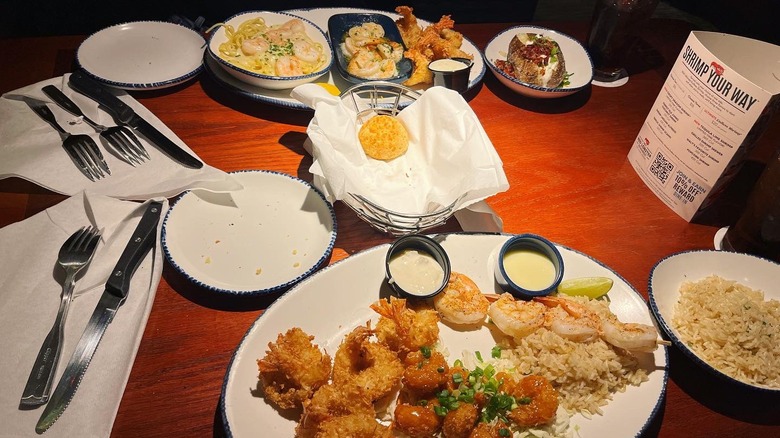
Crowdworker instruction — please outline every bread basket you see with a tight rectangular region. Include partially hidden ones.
[339,81,460,236]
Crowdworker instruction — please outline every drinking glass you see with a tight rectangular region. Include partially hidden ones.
[587,0,660,83]
[721,149,780,262]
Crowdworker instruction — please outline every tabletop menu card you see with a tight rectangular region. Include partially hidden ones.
[628,31,780,221]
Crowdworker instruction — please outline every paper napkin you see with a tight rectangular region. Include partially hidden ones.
[0,74,241,199]
[0,193,167,437]
[292,84,509,232]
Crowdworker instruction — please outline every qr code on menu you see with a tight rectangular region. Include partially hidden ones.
[649,151,674,184]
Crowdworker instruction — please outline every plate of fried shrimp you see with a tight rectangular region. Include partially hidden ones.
[204,6,486,109]
[221,233,667,437]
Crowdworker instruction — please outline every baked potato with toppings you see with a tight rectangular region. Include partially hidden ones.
[506,33,566,88]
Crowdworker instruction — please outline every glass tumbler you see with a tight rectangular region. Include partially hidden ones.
[587,0,660,82]
[722,149,780,262]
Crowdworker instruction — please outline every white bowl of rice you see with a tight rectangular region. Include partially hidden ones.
[207,11,333,90]
[649,250,780,392]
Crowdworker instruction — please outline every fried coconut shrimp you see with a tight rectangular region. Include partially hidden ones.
[434,272,490,325]
[331,324,404,402]
[371,296,440,358]
[297,384,393,438]
[257,327,331,410]
[394,6,473,86]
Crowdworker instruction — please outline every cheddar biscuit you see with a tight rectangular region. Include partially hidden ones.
[358,115,409,160]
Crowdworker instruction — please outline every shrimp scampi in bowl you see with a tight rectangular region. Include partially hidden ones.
[208,11,332,90]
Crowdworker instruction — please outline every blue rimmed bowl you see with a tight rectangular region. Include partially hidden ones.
[327,13,412,84]
[494,233,565,298]
[483,25,593,98]
[161,170,337,296]
[207,11,333,90]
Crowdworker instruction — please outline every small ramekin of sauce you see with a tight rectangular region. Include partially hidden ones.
[495,234,564,299]
[385,234,451,299]
[428,57,473,93]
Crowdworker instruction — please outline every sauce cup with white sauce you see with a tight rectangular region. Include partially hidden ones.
[494,234,564,299]
[428,57,473,93]
[385,234,451,299]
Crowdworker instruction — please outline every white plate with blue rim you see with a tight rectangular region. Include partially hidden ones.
[220,233,667,436]
[484,25,593,98]
[76,21,205,90]
[203,7,486,109]
[649,249,780,393]
[162,170,337,295]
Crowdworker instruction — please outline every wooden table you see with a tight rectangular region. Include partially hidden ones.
[2,19,778,438]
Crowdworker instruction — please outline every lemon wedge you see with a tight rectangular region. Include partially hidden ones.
[557,277,614,299]
[316,82,340,96]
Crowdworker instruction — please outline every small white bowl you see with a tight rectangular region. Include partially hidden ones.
[483,25,593,98]
[207,11,333,90]
[494,233,564,299]
[649,250,780,393]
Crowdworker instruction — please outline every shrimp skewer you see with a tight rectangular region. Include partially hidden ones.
[486,293,669,352]
[433,272,490,325]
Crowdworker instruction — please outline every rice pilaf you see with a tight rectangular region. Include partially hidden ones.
[486,296,650,416]
[672,275,780,388]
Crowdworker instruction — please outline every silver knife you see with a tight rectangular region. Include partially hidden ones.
[67,70,203,169]
[36,201,163,433]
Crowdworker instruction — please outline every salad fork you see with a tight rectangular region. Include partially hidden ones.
[20,226,102,407]
[26,98,109,181]
[42,85,150,166]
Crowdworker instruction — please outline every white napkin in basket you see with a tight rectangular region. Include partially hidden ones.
[292,84,508,231]
[0,74,241,199]
[0,193,167,437]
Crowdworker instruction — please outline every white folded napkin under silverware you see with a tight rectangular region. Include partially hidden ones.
[0,74,241,199]
[0,193,167,437]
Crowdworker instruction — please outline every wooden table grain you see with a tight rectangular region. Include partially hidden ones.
[1,19,778,438]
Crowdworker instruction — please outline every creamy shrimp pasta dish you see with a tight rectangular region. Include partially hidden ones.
[256,271,663,437]
[217,17,327,77]
[340,22,404,79]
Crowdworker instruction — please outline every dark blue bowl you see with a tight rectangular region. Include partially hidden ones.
[327,13,412,84]
[494,234,564,299]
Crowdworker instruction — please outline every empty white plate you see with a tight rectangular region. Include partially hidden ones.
[162,170,337,295]
[77,21,205,90]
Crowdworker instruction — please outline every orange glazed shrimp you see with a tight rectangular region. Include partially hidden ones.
[402,349,450,395]
[394,402,443,438]
[507,375,559,427]
[257,327,331,410]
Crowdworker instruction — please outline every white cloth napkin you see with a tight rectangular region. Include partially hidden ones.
[0,74,242,199]
[0,193,167,437]
[292,84,509,231]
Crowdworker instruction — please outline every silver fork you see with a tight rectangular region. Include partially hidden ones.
[25,98,110,181]
[20,226,102,407]
[42,85,150,166]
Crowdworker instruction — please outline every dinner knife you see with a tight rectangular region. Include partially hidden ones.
[67,70,203,169]
[35,201,163,433]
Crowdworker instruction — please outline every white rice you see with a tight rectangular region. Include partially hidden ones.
[672,275,780,388]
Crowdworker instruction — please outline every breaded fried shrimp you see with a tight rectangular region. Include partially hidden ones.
[257,327,331,410]
[371,296,440,358]
[331,324,403,401]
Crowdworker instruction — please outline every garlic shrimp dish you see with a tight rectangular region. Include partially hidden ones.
[340,22,404,80]
[215,15,328,78]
